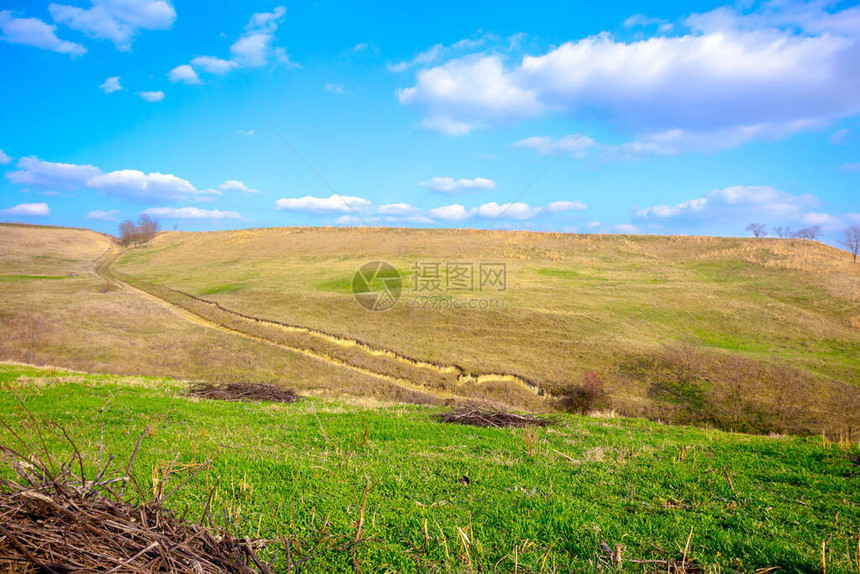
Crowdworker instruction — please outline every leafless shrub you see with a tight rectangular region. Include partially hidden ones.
[559,371,607,415]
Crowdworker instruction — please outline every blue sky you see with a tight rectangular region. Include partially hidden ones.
[0,0,858,242]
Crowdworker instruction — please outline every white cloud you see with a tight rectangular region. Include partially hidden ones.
[0,149,11,165]
[49,0,176,50]
[428,204,471,221]
[0,202,50,217]
[168,64,200,84]
[398,2,860,149]
[842,162,860,171]
[138,90,164,102]
[546,200,588,212]
[801,211,860,231]
[420,176,497,193]
[0,10,85,56]
[88,169,206,201]
[100,76,122,93]
[587,221,601,228]
[634,185,819,228]
[274,194,372,213]
[324,83,345,94]
[142,207,241,220]
[475,201,542,220]
[219,180,260,194]
[237,129,254,136]
[7,157,101,189]
[184,6,291,80]
[190,56,239,75]
[86,209,120,221]
[7,156,221,202]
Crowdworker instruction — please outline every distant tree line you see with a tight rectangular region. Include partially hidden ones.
[747,222,860,263]
[118,214,160,246]
[746,223,823,239]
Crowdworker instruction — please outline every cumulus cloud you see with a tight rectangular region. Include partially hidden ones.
[398,1,860,153]
[138,90,164,102]
[48,0,176,51]
[6,156,220,202]
[420,176,497,193]
[274,194,372,213]
[179,6,293,81]
[168,64,200,84]
[100,76,122,93]
[88,169,205,201]
[0,149,12,165]
[190,56,239,75]
[219,180,260,194]
[7,157,101,190]
[142,206,241,220]
[86,209,120,221]
[0,202,50,217]
[428,204,471,221]
[0,10,85,56]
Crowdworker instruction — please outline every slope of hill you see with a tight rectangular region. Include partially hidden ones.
[111,227,860,436]
[2,224,859,436]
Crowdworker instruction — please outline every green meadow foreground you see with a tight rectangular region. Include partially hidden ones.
[1,363,858,573]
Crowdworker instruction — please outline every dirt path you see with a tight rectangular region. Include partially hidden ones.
[95,244,547,404]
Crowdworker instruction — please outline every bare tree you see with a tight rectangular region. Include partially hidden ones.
[118,215,161,247]
[746,223,768,238]
[792,225,822,240]
[840,225,860,262]
[774,226,791,238]
[137,214,160,243]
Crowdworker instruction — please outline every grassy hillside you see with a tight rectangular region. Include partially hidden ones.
[111,227,860,436]
[1,363,858,573]
[0,224,422,402]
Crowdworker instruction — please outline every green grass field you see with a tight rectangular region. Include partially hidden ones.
[2,363,858,573]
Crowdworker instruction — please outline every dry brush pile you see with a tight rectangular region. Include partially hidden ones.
[0,418,273,573]
[186,382,300,404]
[438,403,555,428]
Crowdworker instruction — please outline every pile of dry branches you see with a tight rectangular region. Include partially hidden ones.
[186,382,300,404]
[439,404,555,428]
[0,421,272,573]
